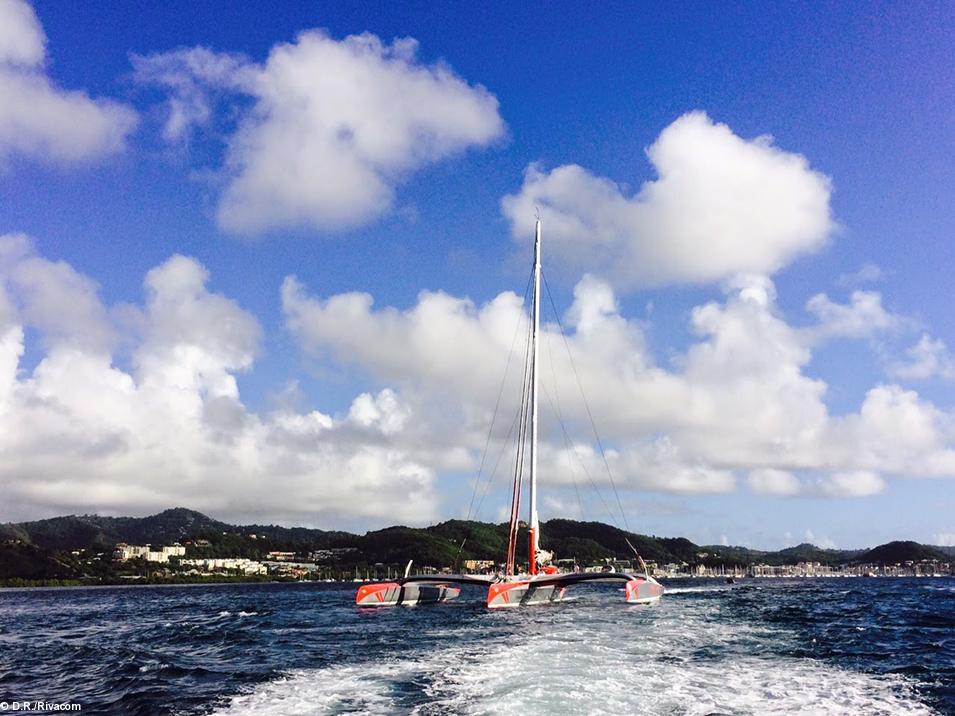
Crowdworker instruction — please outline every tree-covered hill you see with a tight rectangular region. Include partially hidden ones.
[696,542,865,567]
[859,541,948,564]
[0,508,230,550]
[0,541,78,580]
[1,509,949,571]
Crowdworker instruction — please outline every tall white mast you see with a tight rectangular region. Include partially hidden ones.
[528,218,541,574]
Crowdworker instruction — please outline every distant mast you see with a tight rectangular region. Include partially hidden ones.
[528,218,542,575]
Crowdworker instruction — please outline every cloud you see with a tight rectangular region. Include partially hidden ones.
[3,235,953,526]
[889,333,955,381]
[836,262,885,288]
[0,235,441,525]
[748,469,802,496]
[0,0,44,66]
[131,47,251,143]
[804,290,901,342]
[0,0,137,164]
[0,233,115,352]
[748,468,887,498]
[284,270,955,503]
[500,111,833,288]
[135,31,504,234]
[281,274,531,403]
[934,533,955,547]
[814,471,886,498]
[804,529,838,549]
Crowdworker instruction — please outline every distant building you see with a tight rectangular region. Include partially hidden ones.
[267,551,297,561]
[114,544,149,561]
[265,561,318,577]
[308,547,358,562]
[114,543,185,562]
[180,558,267,575]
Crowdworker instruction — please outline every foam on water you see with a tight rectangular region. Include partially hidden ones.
[660,585,734,595]
[211,589,937,716]
[138,660,171,673]
[212,639,932,716]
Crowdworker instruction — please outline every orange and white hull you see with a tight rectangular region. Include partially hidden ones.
[486,579,566,609]
[354,572,663,608]
[624,576,664,605]
[355,581,461,607]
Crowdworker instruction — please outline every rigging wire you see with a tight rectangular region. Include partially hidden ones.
[462,266,535,524]
[453,405,523,572]
[506,310,536,574]
[539,382,618,528]
[542,321,585,518]
[454,268,534,572]
[541,270,633,534]
[471,404,521,522]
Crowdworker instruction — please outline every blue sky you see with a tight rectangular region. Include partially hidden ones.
[1,1,953,549]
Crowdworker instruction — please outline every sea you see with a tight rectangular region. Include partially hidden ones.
[0,577,952,715]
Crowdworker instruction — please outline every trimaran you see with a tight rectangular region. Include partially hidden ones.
[356,219,664,609]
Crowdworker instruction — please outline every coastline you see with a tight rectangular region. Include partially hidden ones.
[4,571,953,592]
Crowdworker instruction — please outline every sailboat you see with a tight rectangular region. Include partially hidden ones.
[356,219,664,609]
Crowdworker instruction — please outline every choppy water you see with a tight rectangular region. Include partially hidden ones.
[0,577,952,714]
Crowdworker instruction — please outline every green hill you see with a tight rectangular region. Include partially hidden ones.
[1,509,949,573]
[0,541,79,580]
[0,508,230,550]
[858,541,947,564]
[694,542,865,567]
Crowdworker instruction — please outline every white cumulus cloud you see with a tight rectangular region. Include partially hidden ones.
[814,471,886,498]
[284,270,955,504]
[748,469,802,496]
[0,0,137,164]
[889,333,955,381]
[804,290,901,342]
[134,31,505,234]
[4,234,954,526]
[501,111,833,288]
[748,468,887,498]
[0,234,441,525]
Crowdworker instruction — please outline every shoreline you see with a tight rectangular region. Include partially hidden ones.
[2,572,951,593]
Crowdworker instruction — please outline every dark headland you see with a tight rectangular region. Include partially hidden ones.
[1,507,952,587]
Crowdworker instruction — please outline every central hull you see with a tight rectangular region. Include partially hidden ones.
[486,580,566,609]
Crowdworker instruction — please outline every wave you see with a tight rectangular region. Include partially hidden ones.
[212,647,934,715]
[663,586,735,595]
[210,598,936,716]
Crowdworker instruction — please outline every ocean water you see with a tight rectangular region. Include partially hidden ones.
[0,577,952,715]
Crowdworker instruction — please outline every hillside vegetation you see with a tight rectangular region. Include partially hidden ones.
[2,508,949,575]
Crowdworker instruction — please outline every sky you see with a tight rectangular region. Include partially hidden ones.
[1,0,954,550]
